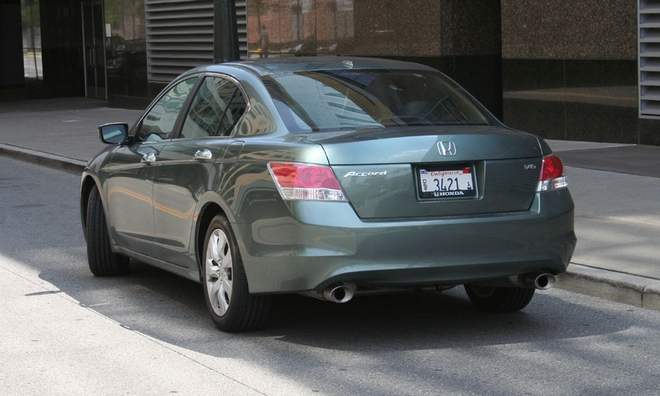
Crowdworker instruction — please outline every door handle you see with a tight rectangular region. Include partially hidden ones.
[141,152,157,164]
[194,149,213,160]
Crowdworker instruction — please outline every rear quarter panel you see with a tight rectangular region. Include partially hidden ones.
[217,139,329,290]
[220,139,328,224]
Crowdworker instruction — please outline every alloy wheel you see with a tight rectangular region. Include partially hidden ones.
[205,229,233,316]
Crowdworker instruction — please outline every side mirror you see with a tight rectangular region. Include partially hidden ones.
[98,123,129,145]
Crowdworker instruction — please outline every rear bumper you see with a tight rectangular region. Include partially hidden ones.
[235,189,576,294]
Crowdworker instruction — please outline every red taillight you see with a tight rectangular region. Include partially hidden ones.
[540,154,564,181]
[268,162,346,201]
[537,154,568,191]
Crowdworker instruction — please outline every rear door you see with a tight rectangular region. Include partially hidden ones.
[312,126,543,219]
[103,76,199,255]
[151,74,249,268]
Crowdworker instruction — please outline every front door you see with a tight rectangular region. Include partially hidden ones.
[81,0,106,99]
[103,141,163,255]
[103,76,200,256]
[152,75,249,269]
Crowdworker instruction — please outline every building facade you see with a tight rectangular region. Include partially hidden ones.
[0,0,657,145]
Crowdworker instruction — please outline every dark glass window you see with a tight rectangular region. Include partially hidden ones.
[137,77,198,140]
[180,76,247,138]
[21,0,42,80]
[263,70,493,133]
[104,0,148,99]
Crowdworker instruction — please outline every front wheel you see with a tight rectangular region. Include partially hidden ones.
[201,215,271,332]
[85,186,130,276]
[464,284,535,313]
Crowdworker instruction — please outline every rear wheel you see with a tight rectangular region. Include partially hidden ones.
[85,186,129,276]
[201,215,271,332]
[464,284,535,312]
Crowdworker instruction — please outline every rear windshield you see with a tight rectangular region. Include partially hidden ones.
[262,69,492,133]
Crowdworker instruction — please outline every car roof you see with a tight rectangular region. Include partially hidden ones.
[200,56,436,76]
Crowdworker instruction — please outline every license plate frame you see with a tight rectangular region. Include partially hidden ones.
[416,164,477,200]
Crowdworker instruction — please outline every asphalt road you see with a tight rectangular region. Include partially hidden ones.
[1,157,660,396]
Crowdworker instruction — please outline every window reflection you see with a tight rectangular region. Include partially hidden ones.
[21,0,42,80]
[181,77,247,138]
[139,77,198,139]
[247,0,355,58]
[264,70,491,132]
[104,0,147,98]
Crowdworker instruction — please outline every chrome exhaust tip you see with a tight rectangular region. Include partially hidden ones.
[322,283,356,303]
[534,273,556,290]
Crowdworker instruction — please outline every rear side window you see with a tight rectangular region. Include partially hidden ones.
[263,69,492,133]
[138,77,198,140]
[180,76,247,138]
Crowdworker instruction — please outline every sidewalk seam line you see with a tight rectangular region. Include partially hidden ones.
[569,261,660,282]
[0,142,86,163]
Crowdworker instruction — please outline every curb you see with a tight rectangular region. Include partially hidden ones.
[558,264,660,311]
[0,143,86,174]
[2,144,659,312]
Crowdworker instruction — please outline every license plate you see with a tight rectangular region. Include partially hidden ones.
[417,166,476,199]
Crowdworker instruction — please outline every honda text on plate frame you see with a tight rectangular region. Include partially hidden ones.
[81,57,576,332]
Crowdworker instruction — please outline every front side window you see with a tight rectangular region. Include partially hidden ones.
[263,69,492,133]
[138,77,198,140]
[180,76,247,139]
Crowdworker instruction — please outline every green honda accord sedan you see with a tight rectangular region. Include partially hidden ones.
[80,57,576,332]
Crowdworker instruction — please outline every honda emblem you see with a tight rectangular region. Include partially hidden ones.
[437,141,457,156]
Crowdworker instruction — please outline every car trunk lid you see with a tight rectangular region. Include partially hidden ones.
[297,126,543,219]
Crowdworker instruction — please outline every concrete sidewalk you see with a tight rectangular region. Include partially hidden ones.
[0,255,264,396]
[548,140,660,281]
[0,97,141,161]
[1,97,660,310]
[546,140,660,309]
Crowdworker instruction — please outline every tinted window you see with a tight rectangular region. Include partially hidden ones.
[138,77,198,140]
[263,70,492,133]
[180,76,247,138]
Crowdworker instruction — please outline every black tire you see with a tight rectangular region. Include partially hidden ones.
[85,186,129,276]
[464,284,535,313]
[201,215,271,332]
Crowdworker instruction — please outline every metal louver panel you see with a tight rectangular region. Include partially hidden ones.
[235,0,248,59]
[640,0,660,117]
[146,0,215,83]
